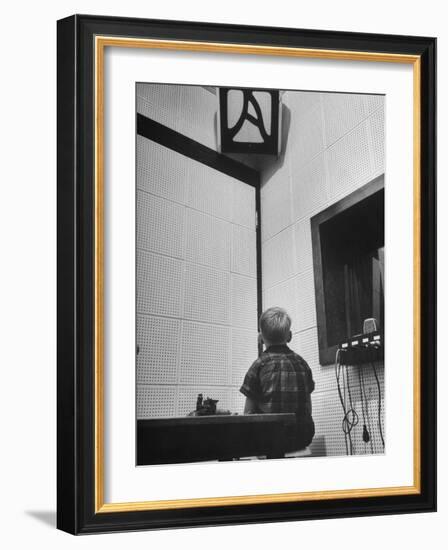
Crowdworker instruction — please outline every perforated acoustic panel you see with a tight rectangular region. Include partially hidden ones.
[137,315,180,385]
[322,93,367,147]
[260,164,292,242]
[137,84,217,149]
[368,107,385,177]
[136,190,185,259]
[291,155,328,223]
[286,94,325,170]
[136,250,184,318]
[326,118,374,202]
[179,322,231,385]
[231,328,258,386]
[262,227,296,289]
[136,121,257,419]
[183,263,230,326]
[185,209,231,271]
[137,135,187,203]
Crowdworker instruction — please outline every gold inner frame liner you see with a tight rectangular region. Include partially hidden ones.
[94,36,421,513]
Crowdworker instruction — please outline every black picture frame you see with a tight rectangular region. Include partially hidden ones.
[57,14,436,535]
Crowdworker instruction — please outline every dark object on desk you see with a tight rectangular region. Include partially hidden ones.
[188,394,231,416]
[189,394,219,416]
[137,414,299,465]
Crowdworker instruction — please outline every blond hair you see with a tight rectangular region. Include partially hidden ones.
[259,307,291,344]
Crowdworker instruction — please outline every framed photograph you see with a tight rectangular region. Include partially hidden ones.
[57,14,436,534]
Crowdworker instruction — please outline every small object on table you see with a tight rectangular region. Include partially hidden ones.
[189,395,230,416]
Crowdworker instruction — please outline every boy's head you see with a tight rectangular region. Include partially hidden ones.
[259,307,292,346]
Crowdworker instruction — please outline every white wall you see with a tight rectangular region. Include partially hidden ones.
[136,84,257,417]
[261,91,385,456]
[137,83,218,149]
[0,1,445,549]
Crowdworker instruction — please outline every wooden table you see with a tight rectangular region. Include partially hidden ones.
[137,413,298,465]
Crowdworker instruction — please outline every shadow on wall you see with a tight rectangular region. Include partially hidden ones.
[256,103,292,179]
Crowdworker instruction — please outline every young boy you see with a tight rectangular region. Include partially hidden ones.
[240,307,315,450]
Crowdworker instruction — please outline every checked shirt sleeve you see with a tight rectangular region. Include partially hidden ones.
[240,359,262,401]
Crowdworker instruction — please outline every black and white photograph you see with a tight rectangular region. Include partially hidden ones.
[135,83,385,465]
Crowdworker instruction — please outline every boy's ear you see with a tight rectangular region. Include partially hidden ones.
[258,332,264,345]
[287,330,292,343]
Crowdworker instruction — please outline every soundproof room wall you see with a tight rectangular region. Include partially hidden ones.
[136,84,258,418]
[261,91,385,456]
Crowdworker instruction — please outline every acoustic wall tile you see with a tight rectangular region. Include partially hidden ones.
[290,327,320,369]
[136,136,187,204]
[231,328,259,386]
[286,101,325,169]
[325,119,373,202]
[136,315,180,384]
[322,92,366,147]
[137,84,217,148]
[137,84,182,131]
[283,91,322,122]
[231,274,258,329]
[232,179,256,229]
[291,155,328,223]
[177,386,232,416]
[179,321,231,385]
[262,227,296,289]
[137,385,178,418]
[185,209,231,271]
[368,106,385,177]
[136,250,184,317]
[264,277,298,331]
[177,85,217,149]
[136,191,185,259]
[353,392,385,455]
[346,362,385,431]
[363,94,385,117]
[310,362,338,395]
[294,218,313,274]
[232,224,256,277]
[260,164,291,242]
[361,360,384,390]
[229,388,246,415]
[311,389,349,456]
[183,263,230,325]
[294,270,317,331]
[185,165,233,221]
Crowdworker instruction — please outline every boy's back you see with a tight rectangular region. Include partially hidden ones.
[240,334,315,451]
[240,344,315,418]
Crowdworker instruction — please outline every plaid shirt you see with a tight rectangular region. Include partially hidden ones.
[240,345,315,419]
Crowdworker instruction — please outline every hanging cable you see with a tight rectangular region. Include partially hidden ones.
[335,349,348,455]
[335,349,359,455]
[359,366,375,453]
[371,361,385,449]
[358,366,371,452]
[344,364,358,454]
[341,362,352,454]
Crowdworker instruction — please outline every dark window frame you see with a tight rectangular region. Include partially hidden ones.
[311,175,384,366]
